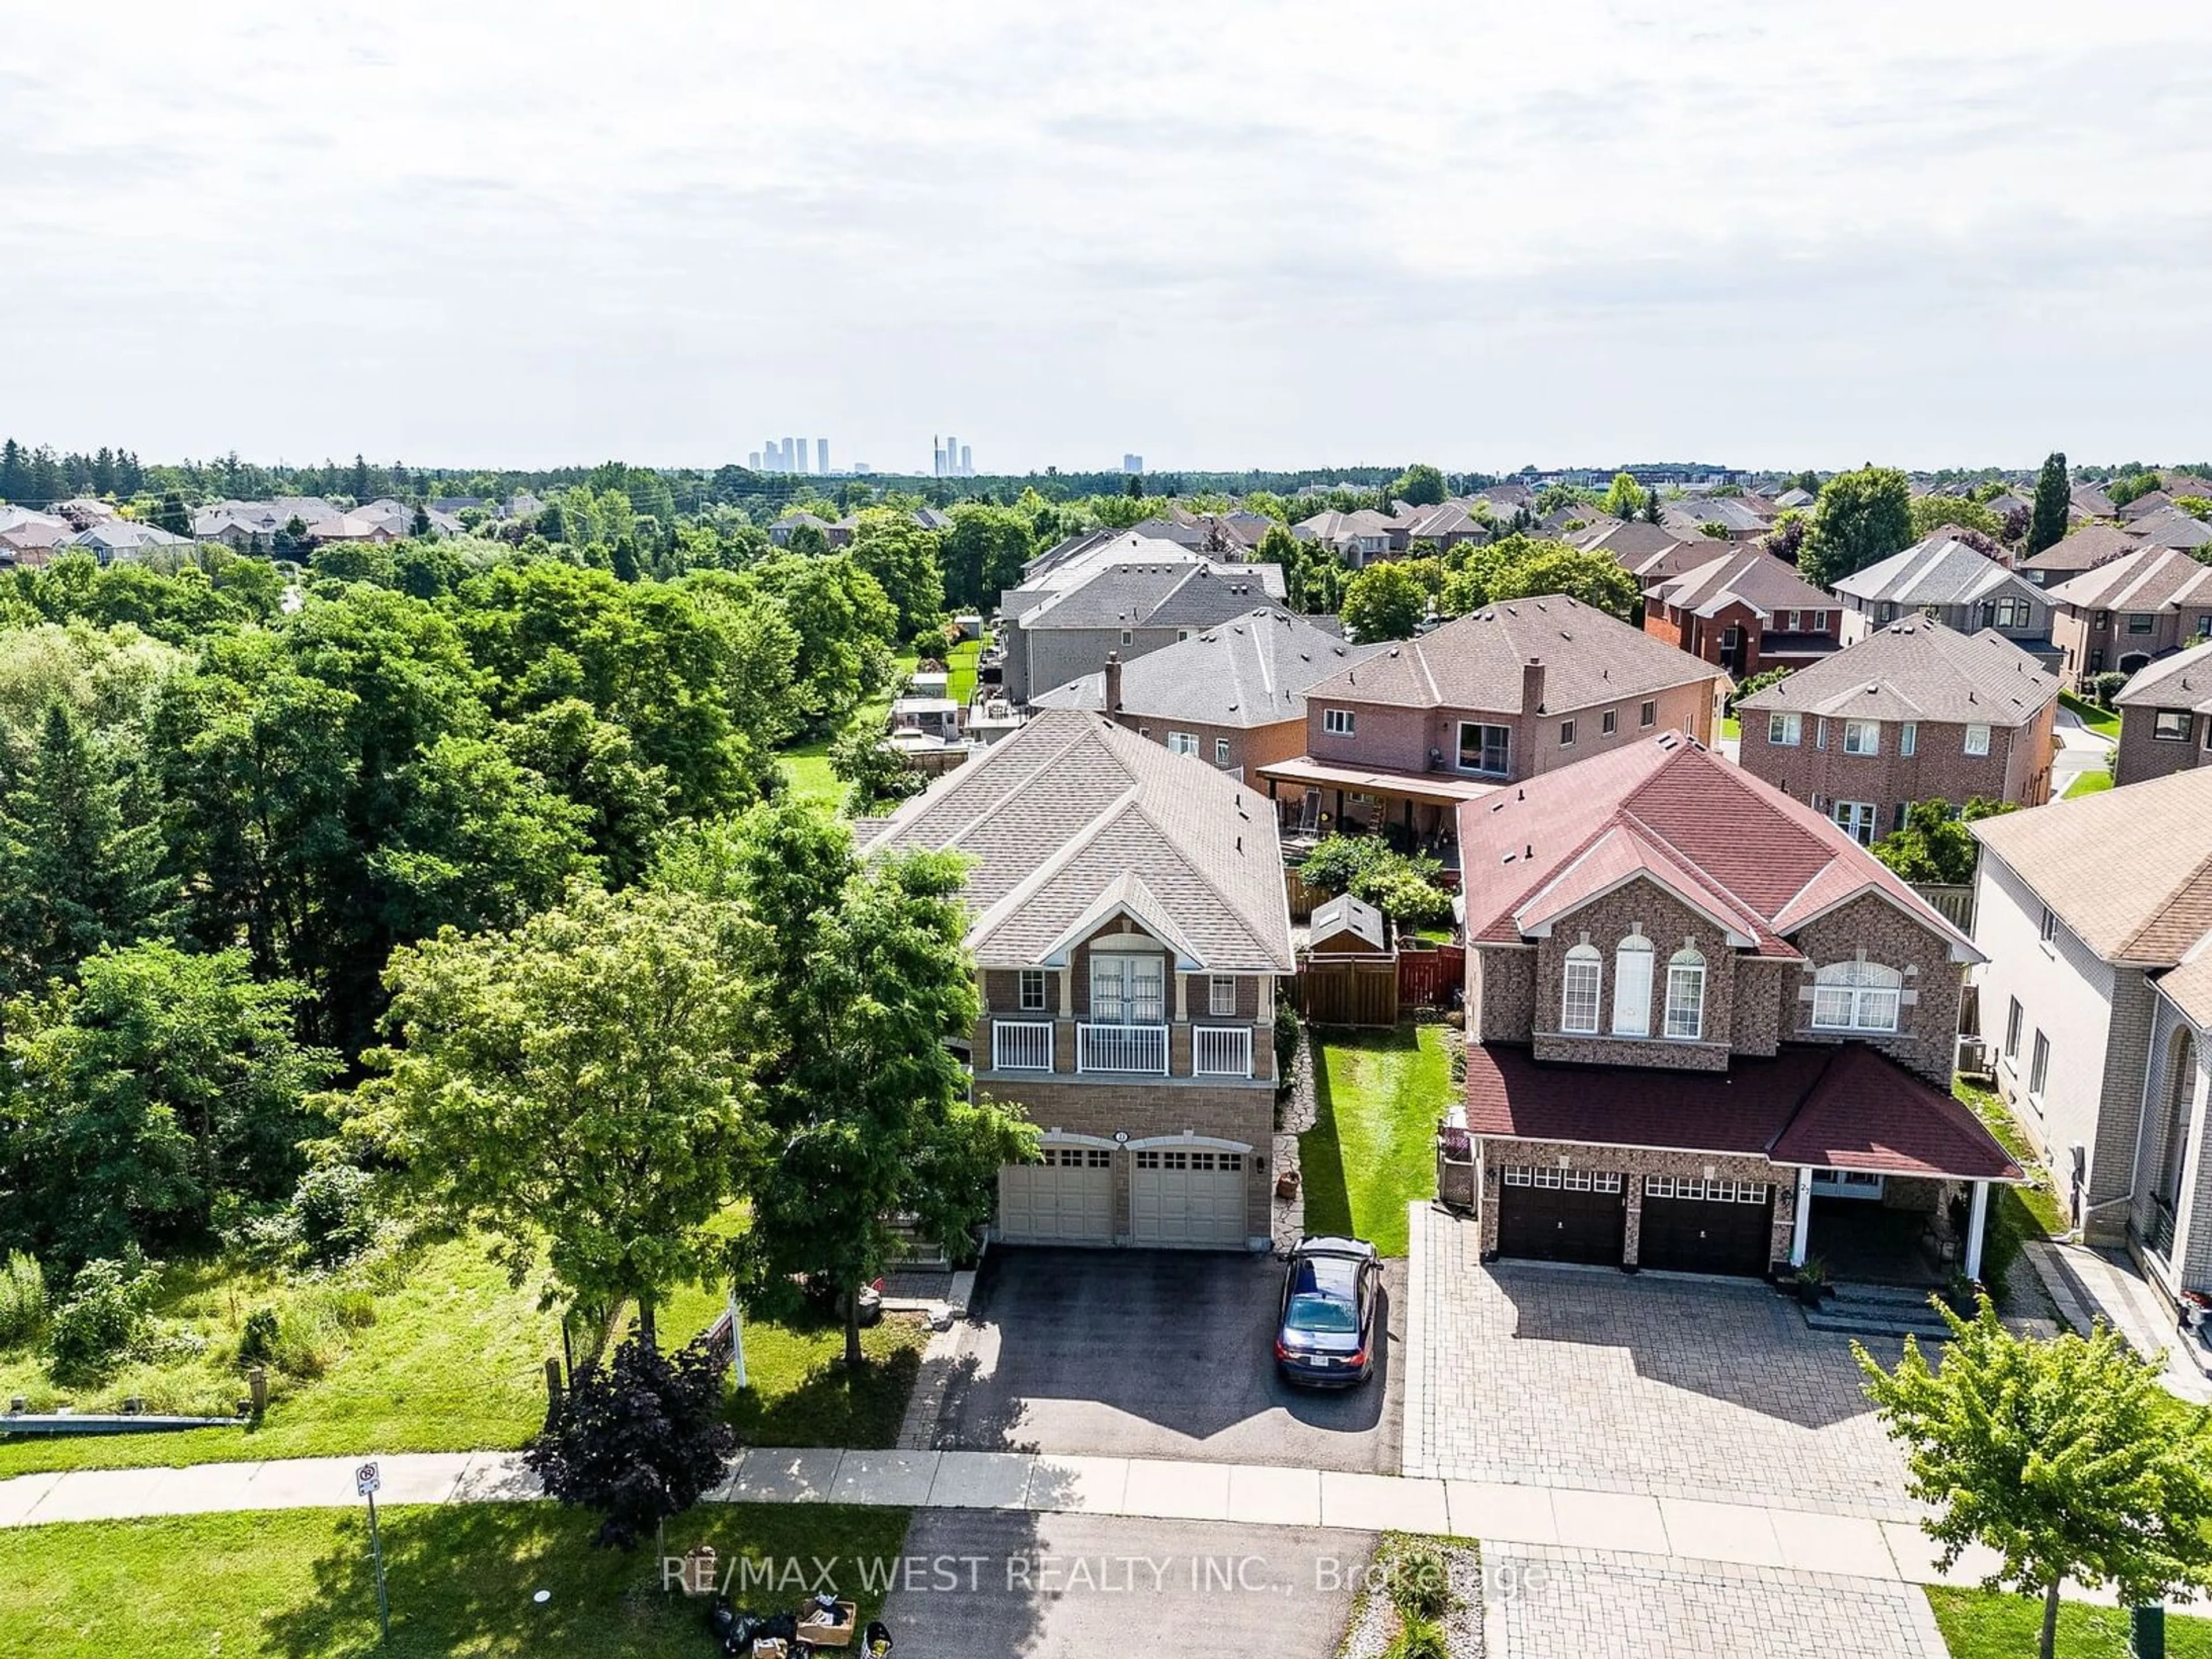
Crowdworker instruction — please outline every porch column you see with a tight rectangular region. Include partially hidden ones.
[1965,1180,1991,1282]
[1790,1165,1814,1267]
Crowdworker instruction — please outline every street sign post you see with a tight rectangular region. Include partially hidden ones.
[356,1461,391,1643]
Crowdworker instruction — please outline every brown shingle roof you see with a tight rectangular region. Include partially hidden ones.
[2046,544,2212,613]
[2018,522,2141,574]
[1973,767,2212,964]
[2113,639,2212,715]
[1736,619,2056,728]
[1302,593,1721,717]
[1647,547,1835,619]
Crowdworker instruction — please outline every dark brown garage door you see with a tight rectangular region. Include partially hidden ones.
[1638,1175,1774,1276]
[1496,1168,1625,1266]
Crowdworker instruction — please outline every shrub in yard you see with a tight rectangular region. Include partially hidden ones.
[2092,671,2128,709]
[1388,1617,1450,1659]
[1355,859,1454,931]
[291,1163,381,1268]
[1273,1000,1301,1082]
[1298,834,1392,895]
[48,1255,163,1378]
[0,1251,48,1346]
[237,1306,280,1368]
[1390,1541,1456,1622]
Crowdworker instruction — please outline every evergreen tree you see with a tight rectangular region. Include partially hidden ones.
[2027,451,2070,556]
[0,702,175,994]
[0,438,25,502]
[151,490,191,536]
[348,453,370,502]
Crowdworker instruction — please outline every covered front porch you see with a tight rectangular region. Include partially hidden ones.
[1785,1172,1987,1287]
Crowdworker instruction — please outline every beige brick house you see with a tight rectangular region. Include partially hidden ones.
[1255,593,1726,846]
[1972,772,2212,1298]
[1455,735,2018,1281]
[1735,618,2058,843]
[859,709,1295,1251]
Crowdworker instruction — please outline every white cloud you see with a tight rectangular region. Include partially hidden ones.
[3,0,2209,471]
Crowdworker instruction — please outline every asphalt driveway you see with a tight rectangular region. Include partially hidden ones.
[882,1509,1374,1659]
[935,1247,1404,1472]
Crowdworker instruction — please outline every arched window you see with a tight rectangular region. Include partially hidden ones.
[1812,960,1903,1032]
[1612,933,1653,1036]
[2158,1028,2198,1223]
[1664,946,1705,1040]
[1561,943,1601,1035]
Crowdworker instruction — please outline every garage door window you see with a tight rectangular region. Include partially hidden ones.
[1046,1147,1111,1170]
[1135,1149,1243,1173]
[1645,1174,1770,1203]
[1502,1166,1621,1193]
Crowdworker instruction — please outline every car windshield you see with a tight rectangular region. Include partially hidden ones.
[1285,1291,1359,1333]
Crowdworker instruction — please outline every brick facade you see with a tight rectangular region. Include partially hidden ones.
[1107,710,1305,779]
[1785,892,1962,1086]
[2054,603,2212,690]
[1303,677,1715,783]
[2115,706,2212,788]
[1738,703,2055,834]
[1644,594,1839,680]
[1471,1137,1798,1268]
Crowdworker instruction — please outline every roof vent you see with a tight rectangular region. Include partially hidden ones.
[1525,843,1534,859]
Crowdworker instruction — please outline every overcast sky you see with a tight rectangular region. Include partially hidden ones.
[6,1,2209,476]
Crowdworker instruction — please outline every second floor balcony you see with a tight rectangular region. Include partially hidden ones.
[986,1017,1262,1081]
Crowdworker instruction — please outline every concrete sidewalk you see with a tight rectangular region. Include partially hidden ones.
[0,1444,2132,1604]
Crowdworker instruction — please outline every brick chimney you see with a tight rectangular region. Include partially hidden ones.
[1105,651,1124,713]
[1522,657,1546,714]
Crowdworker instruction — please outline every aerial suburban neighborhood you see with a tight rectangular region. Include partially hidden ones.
[6,7,2210,1659]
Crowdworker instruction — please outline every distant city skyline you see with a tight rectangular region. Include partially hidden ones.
[6,3,2209,471]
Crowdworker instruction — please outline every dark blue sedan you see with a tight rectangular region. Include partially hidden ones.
[1274,1236,1381,1388]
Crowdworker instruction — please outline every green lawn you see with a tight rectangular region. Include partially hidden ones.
[1721,715,1741,739]
[660,1281,928,1449]
[945,638,981,706]
[2060,691,2120,740]
[774,651,919,811]
[0,1234,563,1479]
[0,1502,911,1659]
[1302,1025,1455,1256]
[1929,1587,2212,1658]
[1953,1078,2067,1237]
[2064,768,2115,799]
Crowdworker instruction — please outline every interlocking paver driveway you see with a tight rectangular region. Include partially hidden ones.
[1407,1205,1916,1519]
[1484,1545,1948,1659]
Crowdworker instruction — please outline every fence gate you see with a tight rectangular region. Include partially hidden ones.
[1296,959,1399,1027]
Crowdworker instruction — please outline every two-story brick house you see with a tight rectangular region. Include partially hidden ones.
[1456,736,2017,1281]
[1254,593,1726,845]
[859,709,1295,1251]
[1028,607,1387,780]
[1830,531,2058,666]
[1641,547,1841,678]
[1735,619,2058,843]
[2047,544,2212,690]
[2112,641,2212,786]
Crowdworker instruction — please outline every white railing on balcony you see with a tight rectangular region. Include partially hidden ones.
[991,1020,1056,1071]
[1193,1025,1254,1077]
[1077,1021,1168,1075]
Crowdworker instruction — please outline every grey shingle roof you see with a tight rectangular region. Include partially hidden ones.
[1301,593,1722,717]
[2047,544,2212,612]
[1020,560,1283,631]
[2127,507,2212,551]
[1029,608,1386,728]
[1736,619,2055,726]
[859,709,1294,972]
[2018,522,2141,574]
[1831,534,2038,608]
[2113,639,2212,714]
[1648,548,1834,618]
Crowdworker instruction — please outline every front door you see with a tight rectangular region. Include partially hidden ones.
[1495,1168,1625,1265]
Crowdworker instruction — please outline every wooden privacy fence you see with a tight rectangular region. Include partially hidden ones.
[1911,883,1974,933]
[1397,944,1465,1008]
[1291,944,1463,1028]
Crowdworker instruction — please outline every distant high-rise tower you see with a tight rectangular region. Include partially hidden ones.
[1123,453,1144,474]
[787,437,805,474]
[960,444,972,476]
[946,433,959,476]
[747,451,761,471]
[817,438,829,474]
[933,437,946,478]
[764,439,779,472]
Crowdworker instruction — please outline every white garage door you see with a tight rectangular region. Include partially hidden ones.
[999,1147,1113,1245]
[1130,1147,1247,1248]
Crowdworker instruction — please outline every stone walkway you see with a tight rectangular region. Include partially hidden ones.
[2029,1239,2212,1402]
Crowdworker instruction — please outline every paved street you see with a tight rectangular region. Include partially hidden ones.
[2051,703,2115,794]
[937,1247,1405,1472]
[1407,1205,1916,1518]
[882,1509,1373,1659]
[1483,1544,1948,1659]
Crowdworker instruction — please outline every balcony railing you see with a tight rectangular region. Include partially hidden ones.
[991,1020,1056,1071]
[1077,1022,1168,1075]
[1193,1025,1254,1077]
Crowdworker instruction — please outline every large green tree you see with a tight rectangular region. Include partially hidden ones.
[2027,452,2071,555]
[1391,463,1446,507]
[1859,1299,2212,1659]
[1438,535,1639,623]
[1798,465,1914,588]
[941,504,1035,612]
[0,942,333,1267]
[658,803,1034,1365]
[1340,562,1429,641]
[740,555,897,737]
[847,508,946,642]
[1907,494,2005,542]
[354,883,757,1349]
[1600,471,1649,521]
